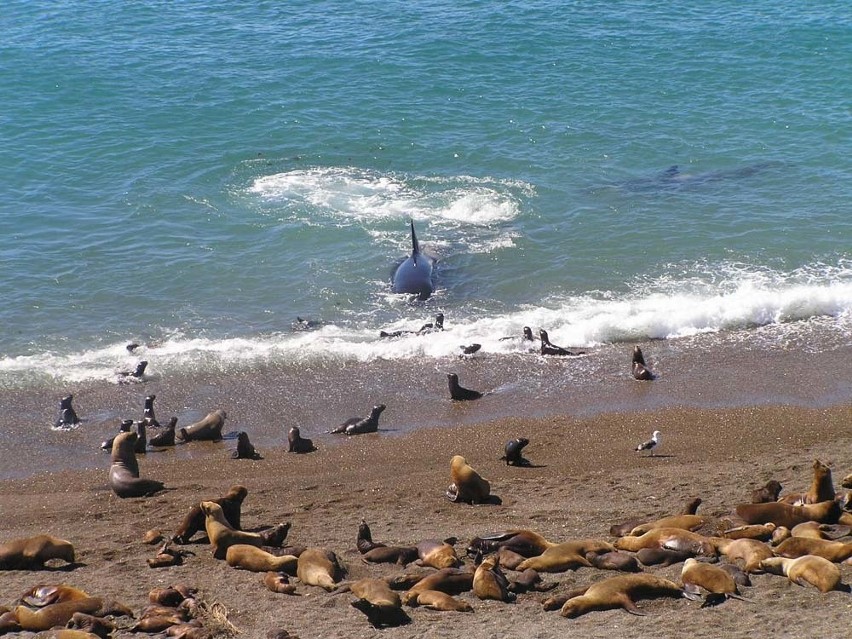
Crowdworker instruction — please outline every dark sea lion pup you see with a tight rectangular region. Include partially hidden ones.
[447,373,482,401]
[149,416,178,447]
[631,346,655,380]
[142,394,160,428]
[101,419,134,451]
[108,431,165,498]
[288,426,317,453]
[501,437,530,466]
[233,431,262,459]
[345,405,387,436]
[539,329,584,357]
[118,360,148,382]
[54,394,81,428]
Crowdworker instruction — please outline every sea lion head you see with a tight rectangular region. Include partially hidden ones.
[225,485,248,502]
[111,431,138,461]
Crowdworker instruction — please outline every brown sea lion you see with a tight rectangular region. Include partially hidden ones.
[790,521,851,540]
[735,500,840,528]
[627,514,705,536]
[18,584,89,607]
[559,574,686,618]
[147,541,189,568]
[384,569,434,591]
[775,536,852,562]
[39,630,103,639]
[356,520,418,565]
[614,528,714,557]
[108,431,165,498]
[416,538,460,569]
[232,431,262,459]
[172,485,247,544]
[751,479,783,503]
[508,568,556,593]
[472,556,515,602]
[759,555,844,593]
[404,589,473,612]
[586,550,641,572]
[609,497,702,537]
[66,611,116,637]
[446,455,491,503]
[287,426,316,453]
[14,598,104,632]
[296,547,343,591]
[349,578,411,627]
[635,547,694,567]
[148,586,189,607]
[778,459,834,505]
[770,526,792,545]
[516,539,616,572]
[143,529,164,545]
[201,501,265,559]
[719,562,752,587]
[401,568,474,604]
[720,523,776,541]
[842,473,852,489]
[263,571,298,595]
[493,547,528,570]
[178,409,226,442]
[226,544,298,572]
[0,534,75,570]
[467,529,556,558]
[681,558,744,606]
[709,538,774,573]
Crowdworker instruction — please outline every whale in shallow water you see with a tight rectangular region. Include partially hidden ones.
[391,221,435,300]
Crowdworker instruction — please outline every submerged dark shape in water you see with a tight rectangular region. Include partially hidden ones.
[614,161,779,193]
[391,220,435,300]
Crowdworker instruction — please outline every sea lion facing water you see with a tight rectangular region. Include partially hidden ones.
[446,455,491,503]
[559,574,686,618]
[100,419,134,451]
[54,394,81,428]
[178,410,226,442]
[0,534,75,570]
[232,432,262,459]
[108,432,165,498]
[631,346,655,380]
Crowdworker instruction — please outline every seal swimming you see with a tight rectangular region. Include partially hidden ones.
[391,220,435,300]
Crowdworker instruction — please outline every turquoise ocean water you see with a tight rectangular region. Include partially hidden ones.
[2,1,851,389]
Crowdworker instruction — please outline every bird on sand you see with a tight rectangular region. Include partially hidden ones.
[635,430,661,456]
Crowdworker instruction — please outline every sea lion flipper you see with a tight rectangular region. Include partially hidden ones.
[622,598,646,616]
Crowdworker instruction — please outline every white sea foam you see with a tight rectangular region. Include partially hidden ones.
[2,263,851,388]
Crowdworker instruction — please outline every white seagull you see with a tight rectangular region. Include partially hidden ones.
[635,430,661,456]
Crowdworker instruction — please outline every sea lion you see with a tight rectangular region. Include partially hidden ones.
[401,568,474,604]
[735,500,840,528]
[627,514,705,536]
[585,550,641,572]
[774,536,852,562]
[18,584,89,606]
[232,431,262,459]
[539,329,583,356]
[631,345,655,380]
[263,571,298,595]
[108,432,165,498]
[149,417,178,447]
[499,326,535,342]
[559,574,686,618]
[178,409,226,442]
[349,578,411,627]
[779,459,835,505]
[287,426,316,453]
[141,394,160,428]
[200,500,265,559]
[14,598,104,632]
[719,563,752,587]
[225,544,298,573]
[172,485,247,544]
[500,437,530,466]
[508,568,556,593]
[447,373,482,401]
[721,523,777,541]
[635,547,694,567]
[473,556,515,602]
[609,496,702,537]
[842,473,852,489]
[459,343,482,356]
[751,479,783,503]
[759,555,844,593]
[446,455,490,503]
[614,528,714,557]
[134,419,147,454]
[100,418,134,451]
[356,520,418,565]
[329,404,386,435]
[516,539,616,573]
[790,521,851,540]
[296,547,343,591]
[416,539,460,569]
[493,547,528,570]
[467,529,556,558]
[54,394,81,428]
[391,220,435,300]
[0,534,75,570]
[118,359,148,382]
[681,558,744,606]
[709,538,774,573]
[66,611,116,636]
[404,589,473,612]
[770,526,792,545]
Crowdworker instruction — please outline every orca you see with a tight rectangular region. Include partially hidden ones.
[391,220,435,300]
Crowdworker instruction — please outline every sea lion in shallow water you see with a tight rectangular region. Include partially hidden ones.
[539,329,583,356]
[178,409,226,442]
[54,394,81,428]
[287,426,316,453]
[108,432,165,498]
[330,405,386,434]
[0,534,75,570]
[447,373,483,401]
[149,417,178,447]
[759,555,844,593]
[631,345,655,380]
[101,419,134,451]
[446,455,490,503]
[559,574,686,618]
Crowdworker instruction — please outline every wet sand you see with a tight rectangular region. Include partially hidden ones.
[1,339,851,637]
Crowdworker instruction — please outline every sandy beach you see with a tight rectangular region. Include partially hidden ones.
[2,339,852,638]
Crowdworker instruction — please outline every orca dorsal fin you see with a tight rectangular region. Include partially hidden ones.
[410,220,421,255]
